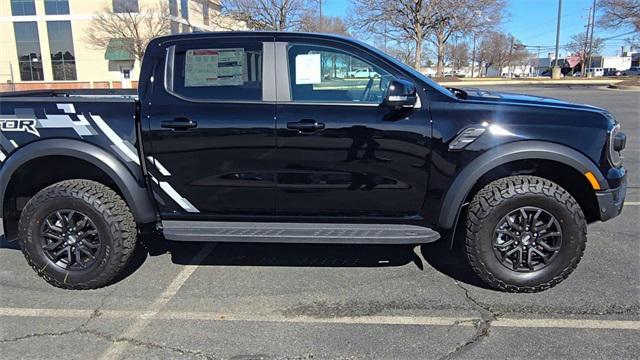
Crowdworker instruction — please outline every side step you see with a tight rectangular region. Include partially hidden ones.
[161,221,440,244]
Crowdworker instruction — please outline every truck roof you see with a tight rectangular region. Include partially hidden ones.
[152,31,355,43]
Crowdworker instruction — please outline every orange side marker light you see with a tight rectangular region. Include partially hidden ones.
[584,172,601,190]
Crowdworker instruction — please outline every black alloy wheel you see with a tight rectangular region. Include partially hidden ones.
[493,206,562,272]
[40,209,101,270]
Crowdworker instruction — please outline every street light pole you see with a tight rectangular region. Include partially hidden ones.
[586,0,597,74]
[552,0,563,79]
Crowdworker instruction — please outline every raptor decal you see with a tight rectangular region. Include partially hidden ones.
[0,118,40,137]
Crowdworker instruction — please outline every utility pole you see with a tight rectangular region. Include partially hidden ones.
[586,0,596,75]
[471,32,477,78]
[552,0,563,79]
[507,35,515,78]
[581,6,592,77]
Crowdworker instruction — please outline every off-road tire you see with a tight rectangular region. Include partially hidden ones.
[465,176,587,292]
[18,180,137,289]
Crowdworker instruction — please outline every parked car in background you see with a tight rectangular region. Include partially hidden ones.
[347,68,381,78]
[604,68,623,77]
[585,68,604,77]
[623,67,640,76]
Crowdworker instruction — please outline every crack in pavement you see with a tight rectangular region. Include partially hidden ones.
[440,281,498,360]
[0,327,217,359]
[0,288,217,359]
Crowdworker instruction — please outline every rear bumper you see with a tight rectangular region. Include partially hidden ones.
[596,175,627,221]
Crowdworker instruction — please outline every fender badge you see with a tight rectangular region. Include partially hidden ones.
[0,119,40,137]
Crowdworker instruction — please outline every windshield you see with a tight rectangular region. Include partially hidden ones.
[352,39,455,98]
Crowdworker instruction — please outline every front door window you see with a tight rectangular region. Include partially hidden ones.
[287,44,392,104]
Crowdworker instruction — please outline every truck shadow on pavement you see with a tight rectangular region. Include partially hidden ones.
[0,233,487,289]
[138,233,488,288]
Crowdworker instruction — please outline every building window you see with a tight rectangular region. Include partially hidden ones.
[112,0,139,13]
[44,0,70,15]
[10,0,36,16]
[47,21,77,80]
[180,0,189,20]
[13,22,44,81]
[169,0,178,16]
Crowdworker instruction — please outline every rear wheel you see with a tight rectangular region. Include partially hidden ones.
[464,176,587,292]
[18,180,137,289]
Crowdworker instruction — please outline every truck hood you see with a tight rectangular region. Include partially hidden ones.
[460,88,605,113]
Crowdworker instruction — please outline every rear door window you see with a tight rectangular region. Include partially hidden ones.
[171,41,263,101]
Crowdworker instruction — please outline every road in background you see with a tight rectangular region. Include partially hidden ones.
[0,86,638,359]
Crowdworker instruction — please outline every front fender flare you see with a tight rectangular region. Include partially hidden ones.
[0,139,157,224]
[437,140,607,229]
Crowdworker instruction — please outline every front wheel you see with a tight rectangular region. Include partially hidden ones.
[464,176,587,292]
[18,180,137,289]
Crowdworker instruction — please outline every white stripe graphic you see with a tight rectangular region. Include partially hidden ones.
[0,151,6,162]
[89,114,140,165]
[9,140,18,148]
[56,103,76,114]
[146,156,171,176]
[158,181,199,213]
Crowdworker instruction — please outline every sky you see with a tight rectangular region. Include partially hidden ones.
[321,0,635,57]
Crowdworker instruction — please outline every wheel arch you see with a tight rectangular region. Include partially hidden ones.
[0,139,157,239]
[437,141,606,230]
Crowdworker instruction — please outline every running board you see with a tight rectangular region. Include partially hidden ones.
[161,221,440,244]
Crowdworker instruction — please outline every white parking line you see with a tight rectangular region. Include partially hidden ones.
[99,243,216,360]
[0,307,638,331]
[624,201,640,206]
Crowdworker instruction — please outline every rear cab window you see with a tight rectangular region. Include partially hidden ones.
[166,40,263,101]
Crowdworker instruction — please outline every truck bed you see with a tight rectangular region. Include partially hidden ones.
[0,89,143,182]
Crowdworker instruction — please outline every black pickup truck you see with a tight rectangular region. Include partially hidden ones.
[0,32,627,292]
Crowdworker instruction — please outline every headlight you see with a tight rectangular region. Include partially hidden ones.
[608,124,624,167]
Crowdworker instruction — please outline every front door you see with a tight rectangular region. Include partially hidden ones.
[274,38,431,219]
[145,36,276,218]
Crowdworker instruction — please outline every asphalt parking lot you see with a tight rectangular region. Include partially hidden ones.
[0,85,638,359]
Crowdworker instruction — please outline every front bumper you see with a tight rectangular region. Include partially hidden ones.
[596,175,627,221]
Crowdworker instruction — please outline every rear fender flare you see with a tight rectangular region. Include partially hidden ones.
[0,139,157,224]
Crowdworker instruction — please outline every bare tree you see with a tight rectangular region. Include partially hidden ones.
[566,32,605,56]
[299,14,349,35]
[222,0,307,31]
[445,41,469,70]
[598,0,640,31]
[378,37,421,66]
[86,1,170,62]
[428,0,503,76]
[350,0,444,70]
[477,31,521,77]
[565,31,604,71]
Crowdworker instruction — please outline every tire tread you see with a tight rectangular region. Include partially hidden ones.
[18,179,136,290]
[465,175,587,293]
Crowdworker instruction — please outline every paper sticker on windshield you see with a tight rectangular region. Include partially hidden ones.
[295,54,321,85]
[185,48,244,87]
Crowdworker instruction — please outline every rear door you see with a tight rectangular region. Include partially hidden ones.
[273,36,431,219]
[144,35,277,218]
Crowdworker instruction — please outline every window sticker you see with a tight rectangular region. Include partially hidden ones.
[295,53,321,84]
[185,48,245,87]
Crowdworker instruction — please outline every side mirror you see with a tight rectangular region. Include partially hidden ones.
[383,79,417,108]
